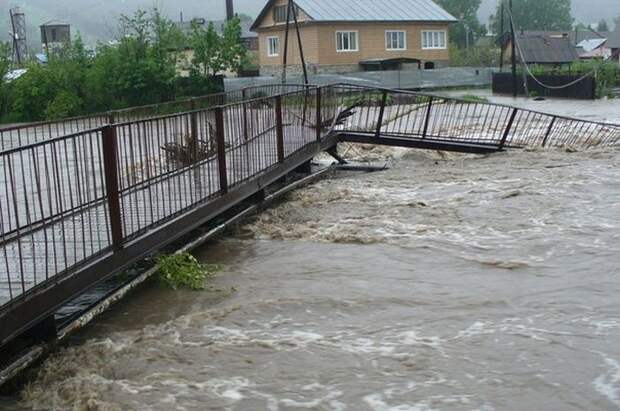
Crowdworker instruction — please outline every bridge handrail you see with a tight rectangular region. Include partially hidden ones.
[0,84,309,153]
[331,83,620,129]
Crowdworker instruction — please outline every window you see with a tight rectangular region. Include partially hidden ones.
[273,5,297,23]
[336,31,358,52]
[386,31,406,50]
[422,30,447,49]
[267,36,280,57]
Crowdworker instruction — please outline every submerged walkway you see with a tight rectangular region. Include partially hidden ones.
[1,84,619,348]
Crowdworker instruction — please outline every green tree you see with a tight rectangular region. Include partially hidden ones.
[9,64,60,121]
[437,0,487,48]
[220,17,247,74]
[113,9,179,105]
[190,22,224,76]
[490,0,574,34]
[0,7,247,123]
[190,18,247,77]
[597,19,609,32]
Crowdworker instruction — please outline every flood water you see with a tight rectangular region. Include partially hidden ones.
[2,95,620,410]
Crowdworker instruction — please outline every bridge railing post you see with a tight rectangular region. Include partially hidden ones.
[242,88,249,141]
[190,99,199,163]
[422,96,434,139]
[101,124,123,250]
[542,116,557,148]
[316,87,322,142]
[214,107,228,194]
[500,108,519,150]
[375,91,389,138]
[275,95,285,163]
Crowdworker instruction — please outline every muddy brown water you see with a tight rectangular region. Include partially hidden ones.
[1,95,619,410]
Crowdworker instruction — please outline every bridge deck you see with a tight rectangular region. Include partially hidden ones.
[0,125,314,308]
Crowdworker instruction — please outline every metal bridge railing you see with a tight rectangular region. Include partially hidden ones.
[0,86,322,346]
[325,84,620,149]
[0,84,308,153]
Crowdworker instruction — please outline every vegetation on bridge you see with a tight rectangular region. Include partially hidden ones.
[156,253,220,290]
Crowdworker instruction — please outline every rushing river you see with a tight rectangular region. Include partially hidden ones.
[2,95,620,410]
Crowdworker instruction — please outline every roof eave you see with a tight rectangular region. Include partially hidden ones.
[292,18,457,24]
[251,0,316,32]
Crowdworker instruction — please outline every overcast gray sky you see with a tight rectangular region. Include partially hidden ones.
[2,0,619,47]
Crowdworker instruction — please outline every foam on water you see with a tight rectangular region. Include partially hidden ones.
[593,353,620,407]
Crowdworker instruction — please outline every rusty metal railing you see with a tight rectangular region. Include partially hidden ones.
[0,86,322,347]
[0,84,308,153]
[326,84,620,149]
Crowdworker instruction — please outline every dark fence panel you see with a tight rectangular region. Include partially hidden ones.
[492,72,596,100]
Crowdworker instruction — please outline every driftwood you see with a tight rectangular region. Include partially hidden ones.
[161,122,230,167]
[317,103,361,131]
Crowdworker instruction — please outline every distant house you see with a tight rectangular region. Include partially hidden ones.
[501,29,620,65]
[577,38,611,60]
[501,32,579,66]
[250,0,457,76]
[40,21,71,53]
[601,29,620,62]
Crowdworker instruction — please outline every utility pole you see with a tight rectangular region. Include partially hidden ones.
[499,1,504,72]
[509,0,518,97]
[225,0,234,21]
[281,0,292,83]
[9,8,27,67]
[281,0,308,85]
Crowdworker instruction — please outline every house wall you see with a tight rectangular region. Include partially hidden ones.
[255,1,451,75]
[315,22,450,65]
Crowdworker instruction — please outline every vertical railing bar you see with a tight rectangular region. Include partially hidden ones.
[275,96,285,163]
[375,91,389,138]
[215,107,228,194]
[316,87,322,142]
[499,108,519,150]
[421,96,434,139]
[101,125,124,250]
[542,116,557,148]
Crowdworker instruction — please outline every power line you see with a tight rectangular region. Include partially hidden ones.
[507,8,609,91]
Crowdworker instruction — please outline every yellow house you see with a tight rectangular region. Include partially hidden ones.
[251,0,457,75]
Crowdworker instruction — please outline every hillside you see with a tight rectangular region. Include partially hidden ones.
[478,0,620,28]
[1,0,618,51]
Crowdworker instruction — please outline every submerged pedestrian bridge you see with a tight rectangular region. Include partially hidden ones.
[1,84,619,361]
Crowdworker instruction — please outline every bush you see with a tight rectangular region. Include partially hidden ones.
[44,90,83,120]
[459,94,490,104]
[450,44,500,67]
[342,92,394,107]
[156,252,219,290]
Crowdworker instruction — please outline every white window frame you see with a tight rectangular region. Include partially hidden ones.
[421,30,447,50]
[335,31,359,52]
[267,36,280,57]
[386,30,407,51]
